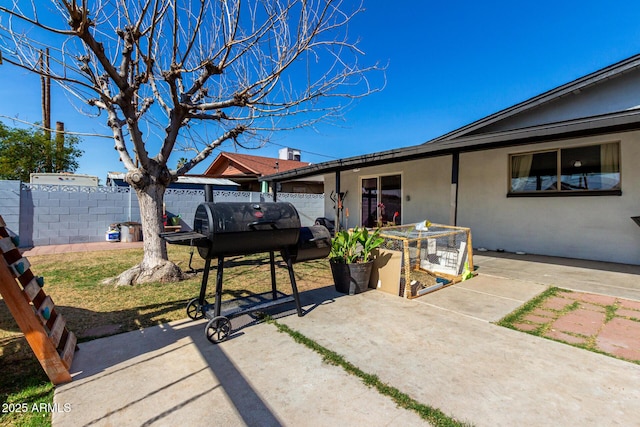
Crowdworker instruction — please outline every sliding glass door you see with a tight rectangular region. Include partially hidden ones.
[361,174,402,227]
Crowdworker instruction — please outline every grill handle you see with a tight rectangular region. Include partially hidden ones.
[309,237,331,243]
[248,220,278,230]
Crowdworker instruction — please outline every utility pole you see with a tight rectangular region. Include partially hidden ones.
[55,121,65,172]
[39,49,53,172]
[39,49,51,139]
[40,49,66,174]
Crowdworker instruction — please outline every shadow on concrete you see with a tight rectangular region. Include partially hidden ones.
[54,285,345,426]
[476,250,640,275]
[64,320,284,427]
[68,323,284,427]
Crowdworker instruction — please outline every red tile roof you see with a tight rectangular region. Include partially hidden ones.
[204,152,311,178]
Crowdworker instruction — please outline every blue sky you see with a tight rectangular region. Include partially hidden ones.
[2,1,640,180]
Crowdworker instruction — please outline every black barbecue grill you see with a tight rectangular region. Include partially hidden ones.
[161,201,331,343]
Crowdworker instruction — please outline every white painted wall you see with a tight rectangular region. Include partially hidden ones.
[319,130,640,265]
[323,156,452,228]
[457,130,640,265]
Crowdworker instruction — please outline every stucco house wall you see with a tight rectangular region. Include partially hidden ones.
[323,156,453,228]
[320,131,640,265]
[457,130,640,265]
[264,54,640,266]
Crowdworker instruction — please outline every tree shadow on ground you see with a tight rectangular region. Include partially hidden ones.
[46,285,343,426]
[0,283,338,366]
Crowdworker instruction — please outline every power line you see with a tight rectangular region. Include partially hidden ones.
[0,115,113,139]
[1,114,344,161]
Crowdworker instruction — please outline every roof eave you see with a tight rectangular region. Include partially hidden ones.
[428,54,640,143]
[261,110,640,182]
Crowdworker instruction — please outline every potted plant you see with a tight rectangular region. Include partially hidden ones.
[329,226,385,294]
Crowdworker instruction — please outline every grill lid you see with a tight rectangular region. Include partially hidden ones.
[194,202,300,235]
[194,202,301,258]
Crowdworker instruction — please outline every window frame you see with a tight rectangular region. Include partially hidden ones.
[507,142,622,197]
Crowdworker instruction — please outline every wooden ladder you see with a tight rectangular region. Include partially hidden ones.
[0,215,76,385]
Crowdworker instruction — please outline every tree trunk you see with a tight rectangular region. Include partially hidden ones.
[111,180,183,286]
[138,182,168,266]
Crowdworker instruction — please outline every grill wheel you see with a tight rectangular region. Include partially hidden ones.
[205,316,232,343]
[186,298,209,320]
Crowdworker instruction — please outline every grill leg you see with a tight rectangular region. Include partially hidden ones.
[187,246,196,273]
[213,256,225,318]
[198,258,211,305]
[269,251,277,300]
[285,257,303,317]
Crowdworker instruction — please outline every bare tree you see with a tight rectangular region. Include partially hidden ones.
[0,0,383,284]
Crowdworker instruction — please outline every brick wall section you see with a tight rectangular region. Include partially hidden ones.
[0,181,324,247]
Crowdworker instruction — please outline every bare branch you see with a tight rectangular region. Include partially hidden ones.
[0,5,75,35]
[174,126,244,175]
[1,0,385,177]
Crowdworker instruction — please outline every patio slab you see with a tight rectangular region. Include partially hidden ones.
[53,312,426,427]
[53,280,640,427]
[413,274,546,322]
[473,251,640,301]
[278,287,640,427]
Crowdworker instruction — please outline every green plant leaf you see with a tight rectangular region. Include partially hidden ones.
[330,226,385,264]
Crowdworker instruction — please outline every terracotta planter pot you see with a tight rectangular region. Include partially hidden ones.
[330,260,373,295]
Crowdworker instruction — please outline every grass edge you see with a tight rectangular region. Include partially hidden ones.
[266,317,472,427]
[496,286,561,328]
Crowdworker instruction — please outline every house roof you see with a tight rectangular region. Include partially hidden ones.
[261,53,640,183]
[427,53,640,143]
[204,152,312,179]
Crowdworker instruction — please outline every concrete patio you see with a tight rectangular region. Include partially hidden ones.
[49,250,640,426]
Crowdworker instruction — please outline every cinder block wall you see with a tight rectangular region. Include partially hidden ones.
[163,189,204,231]
[278,193,325,226]
[0,181,324,247]
[24,187,137,246]
[0,180,21,236]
